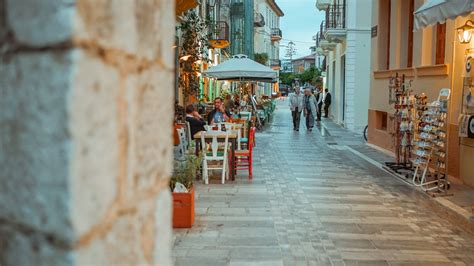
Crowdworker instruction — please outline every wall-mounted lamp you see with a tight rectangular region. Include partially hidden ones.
[457,20,474,44]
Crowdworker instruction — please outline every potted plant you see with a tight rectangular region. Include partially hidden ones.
[170,150,202,228]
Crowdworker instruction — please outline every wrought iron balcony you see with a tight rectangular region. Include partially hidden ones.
[317,21,336,53]
[315,30,325,49]
[323,4,346,42]
[271,28,282,41]
[209,21,230,49]
[325,4,345,29]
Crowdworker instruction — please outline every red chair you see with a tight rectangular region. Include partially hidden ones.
[234,127,256,178]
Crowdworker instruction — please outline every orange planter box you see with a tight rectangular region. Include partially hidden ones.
[172,186,195,228]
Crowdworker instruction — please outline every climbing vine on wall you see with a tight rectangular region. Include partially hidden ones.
[177,10,210,104]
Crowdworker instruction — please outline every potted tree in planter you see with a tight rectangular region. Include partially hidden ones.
[170,150,202,228]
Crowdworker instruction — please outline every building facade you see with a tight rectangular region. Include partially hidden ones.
[292,54,316,74]
[368,0,474,187]
[230,0,255,58]
[315,0,373,133]
[253,0,284,95]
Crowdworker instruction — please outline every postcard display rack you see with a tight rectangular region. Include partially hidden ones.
[412,89,451,194]
[459,53,474,138]
[385,74,415,175]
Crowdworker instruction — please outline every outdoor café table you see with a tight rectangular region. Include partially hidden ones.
[194,130,238,181]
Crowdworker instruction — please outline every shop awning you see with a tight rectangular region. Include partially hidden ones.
[414,0,474,31]
[203,54,278,82]
[176,0,199,16]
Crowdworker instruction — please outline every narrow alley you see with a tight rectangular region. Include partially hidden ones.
[173,100,474,266]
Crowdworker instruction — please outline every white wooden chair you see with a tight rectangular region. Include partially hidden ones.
[174,127,187,160]
[179,126,188,150]
[201,130,230,184]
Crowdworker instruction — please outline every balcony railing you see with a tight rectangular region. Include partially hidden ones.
[325,4,345,30]
[315,30,325,48]
[209,21,230,48]
[270,59,281,68]
[271,28,282,41]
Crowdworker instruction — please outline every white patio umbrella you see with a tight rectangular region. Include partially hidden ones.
[414,0,474,31]
[203,54,278,82]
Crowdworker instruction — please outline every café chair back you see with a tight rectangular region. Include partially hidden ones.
[201,130,230,184]
[234,127,256,178]
[174,127,187,160]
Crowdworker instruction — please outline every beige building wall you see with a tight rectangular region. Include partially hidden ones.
[0,0,174,264]
[254,0,281,61]
[322,0,372,132]
[368,0,474,187]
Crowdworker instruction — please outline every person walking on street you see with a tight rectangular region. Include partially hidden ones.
[315,86,323,121]
[289,87,304,131]
[323,88,332,118]
[303,88,317,132]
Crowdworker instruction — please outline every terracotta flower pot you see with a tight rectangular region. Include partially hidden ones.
[172,186,195,228]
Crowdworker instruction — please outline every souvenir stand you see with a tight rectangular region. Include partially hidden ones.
[459,53,474,139]
[412,89,451,195]
[385,73,415,177]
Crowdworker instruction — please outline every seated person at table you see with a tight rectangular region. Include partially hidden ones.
[185,104,206,137]
[207,97,231,125]
[224,94,235,113]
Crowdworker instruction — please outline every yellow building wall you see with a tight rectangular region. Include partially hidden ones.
[368,0,474,186]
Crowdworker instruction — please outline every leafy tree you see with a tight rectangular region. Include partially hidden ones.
[299,67,319,84]
[279,66,320,86]
[177,10,209,104]
[280,72,295,86]
[254,53,269,65]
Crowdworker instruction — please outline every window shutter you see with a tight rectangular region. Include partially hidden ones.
[407,0,414,67]
[436,23,446,65]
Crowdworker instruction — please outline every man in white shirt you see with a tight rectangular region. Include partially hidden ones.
[289,87,304,131]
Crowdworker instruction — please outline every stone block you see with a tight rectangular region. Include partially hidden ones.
[6,0,74,46]
[125,64,173,196]
[74,0,176,62]
[0,50,75,241]
[69,49,120,237]
[76,189,172,265]
[153,189,172,265]
[0,223,73,266]
[76,206,148,265]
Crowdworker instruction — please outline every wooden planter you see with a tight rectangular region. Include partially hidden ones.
[172,186,195,228]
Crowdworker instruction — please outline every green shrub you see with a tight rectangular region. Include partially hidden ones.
[170,149,202,191]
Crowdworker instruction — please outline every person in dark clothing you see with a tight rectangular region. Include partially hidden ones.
[303,88,317,131]
[315,86,323,121]
[185,104,206,137]
[207,97,231,125]
[323,88,332,118]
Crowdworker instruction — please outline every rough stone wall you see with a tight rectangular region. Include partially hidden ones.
[0,0,174,265]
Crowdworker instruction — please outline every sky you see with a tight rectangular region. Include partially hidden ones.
[276,0,325,60]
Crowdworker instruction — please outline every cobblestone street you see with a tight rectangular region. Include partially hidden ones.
[172,100,474,266]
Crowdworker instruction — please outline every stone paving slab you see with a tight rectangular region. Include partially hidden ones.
[172,99,474,265]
